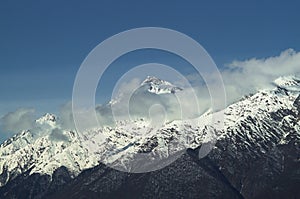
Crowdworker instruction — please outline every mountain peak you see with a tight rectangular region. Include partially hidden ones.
[142,76,172,85]
[141,76,183,94]
[35,113,57,125]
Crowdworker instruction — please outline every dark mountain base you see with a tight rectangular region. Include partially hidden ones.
[0,139,299,199]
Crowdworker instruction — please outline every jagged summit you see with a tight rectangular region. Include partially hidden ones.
[35,113,57,124]
[108,76,183,105]
[141,76,173,85]
[141,76,183,94]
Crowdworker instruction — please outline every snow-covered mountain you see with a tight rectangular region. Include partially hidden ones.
[0,76,299,198]
[141,76,183,94]
[0,114,99,186]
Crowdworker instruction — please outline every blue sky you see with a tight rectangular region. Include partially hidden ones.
[0,0,300,118]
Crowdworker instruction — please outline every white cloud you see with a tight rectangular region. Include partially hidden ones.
[49,128,69,142]
[0,108,35,134]
[59,101,75,130]
[222,48,300,103]
[2,49,300,138]
[107,78,206,123]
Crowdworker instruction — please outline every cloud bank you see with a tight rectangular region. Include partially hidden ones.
[1,49,300,138]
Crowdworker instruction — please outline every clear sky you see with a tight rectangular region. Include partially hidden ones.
[1,0,300,117]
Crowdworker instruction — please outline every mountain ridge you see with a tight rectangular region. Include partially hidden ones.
[0,76,299,198]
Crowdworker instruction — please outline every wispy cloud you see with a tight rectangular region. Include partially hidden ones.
[1,49,300,138]
[49,128,69,142]
[59,101,75,130]
[222,48,300,102]
[0,108,35,135]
